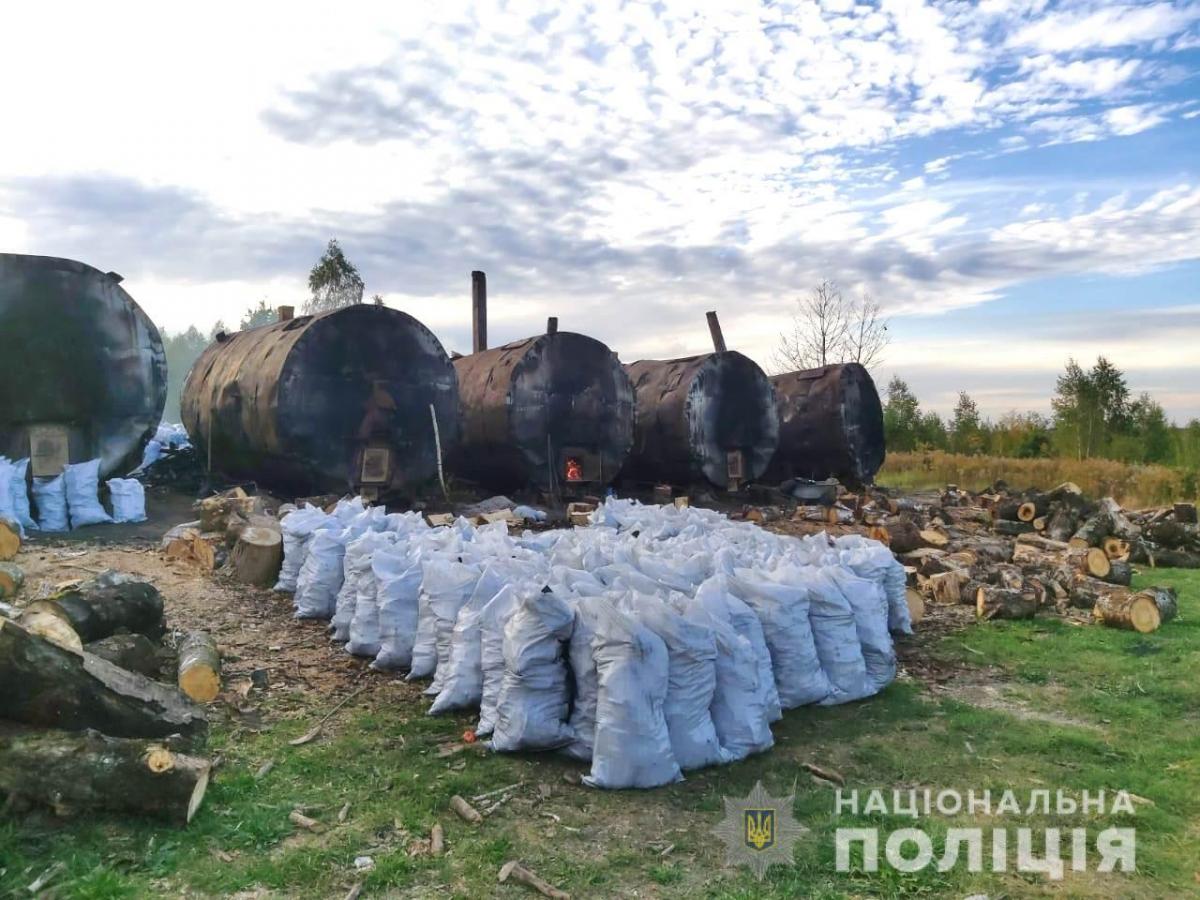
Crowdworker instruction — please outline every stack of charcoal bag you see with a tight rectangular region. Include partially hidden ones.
[273,496,911,789]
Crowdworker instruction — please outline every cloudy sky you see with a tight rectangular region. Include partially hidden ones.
[2,0,1198,419]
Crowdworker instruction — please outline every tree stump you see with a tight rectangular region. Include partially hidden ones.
[0,562,24,601]
[0,724,210,825]
[0,620,207,746]
[1093,592,1161,633]
[24,580,165,643]
[177,631,221,702]
[976,585,1037,620]
[228,526,283,587]
[0,516,20,561]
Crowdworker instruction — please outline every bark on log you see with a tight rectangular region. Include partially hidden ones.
[990,564,1025,591]
[1134,546,1200,569]
[976,585,1038,620]
[928,571,964,605]
[1174,502,1198,524]
[1012,542,1060,568]
[0,562,24,601]
[0,724,210,825]
[1102,536,1131,561]
[1093,592,1161,633]
[177,632,221,703]
[1068,578,1129,611]
[1146,521,1198,550]
[0,620,207,746]
[1017,496,1048,522]
[227,526,283,587]
[1097,497,1140,540]
[1044,505,1079,543]
[1103,559,1133,587]
[86,633,164,679]
[993,520,1034,537]
[887,519,925,554]
[0,516,20,561]
[1069,512,1111,549]
[1015,533,1071,553]
[24,581,165,643]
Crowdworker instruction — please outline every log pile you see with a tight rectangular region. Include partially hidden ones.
[771,481,1187,634]
[162,487,284,586]
[0,570,216,824]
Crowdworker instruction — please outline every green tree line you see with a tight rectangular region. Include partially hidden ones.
[884,356,1200,470]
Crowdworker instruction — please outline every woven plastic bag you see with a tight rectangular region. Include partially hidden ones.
[65,459,112,529]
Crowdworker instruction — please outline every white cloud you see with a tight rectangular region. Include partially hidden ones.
[1009,3,1200,53]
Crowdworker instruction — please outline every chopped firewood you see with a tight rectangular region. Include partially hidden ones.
[450,794,483,824]
[976,585,1038,620]
[177,631,221,703]
[86,633,162,678]
[0,620,207,745]
[24,578,165,643]
[289,809,324,832]
[228,526,283,587]
[567,502,594,526]
[1093,592,1161,633]
[801,762,845,785]
[0,516,21,561]
[163,527,217,571]
[0,562,24,601]
[426,513,454,527]
[928,571,964,605]
[430,822,445,856]
[0,723,210,825]
[498,860,571,899]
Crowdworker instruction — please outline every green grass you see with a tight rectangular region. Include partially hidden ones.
[2,571,1198,898]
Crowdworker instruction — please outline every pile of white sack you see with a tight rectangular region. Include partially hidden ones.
[276,496,911,789]
[134,423,192,473]
[0,456,146,533]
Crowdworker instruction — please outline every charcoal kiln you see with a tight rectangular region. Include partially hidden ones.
[766,363,885,486]
[181,304,458,496]
[623,351,778,489]
[0,254,167,477]
[452,332,635,491]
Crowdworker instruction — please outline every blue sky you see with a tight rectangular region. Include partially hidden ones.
[1,0,1198,420]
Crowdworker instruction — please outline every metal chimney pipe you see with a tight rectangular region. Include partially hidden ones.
[471,271,487,353]
[706,311,727,353]
[546,316,558,335]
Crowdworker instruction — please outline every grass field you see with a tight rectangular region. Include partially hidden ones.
[879,451,1199,508]
[1,570,1197,899]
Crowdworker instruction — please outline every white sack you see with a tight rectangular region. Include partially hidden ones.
[65,459,112,529]
[32,474,68,532]
[293,529,347,619]
[693,576,782,722]
[584,599,682,789]
[476,585,519,737]
[372,554,423,670]
[828,567,896,692]
[796,567,873,705]
[562,594,605,761]
[275,505,332,593]
[9,459,36,531]
[408,558,479,683]
[490,588,575,752]
[106,478,146,524]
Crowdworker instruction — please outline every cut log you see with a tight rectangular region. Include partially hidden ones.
[0,619,207,746]
[0,562,24,601]
[1137,586,1178,623]
[177,631,221,703]
[1174,502,1198,524]
[1012,542,1060,568]
[0,516,20,561]
[195,487,261,534]
[16,610,83,654]
[919,528,950,548]
[1102,536,1131,561]
[24,580,165,643]
[1146,521,1198,550]
[1032,516,1047,532]
[1097,497,1140,540]
[1066,547,1111,580]
[1133,546,1200,569]
[1102,559,1132,587]
[1069,512,1111,549]
[0,724,210,825]
[1068,578,1129,611]
[961,579,986,607]
[1015,533,1071,553]
[1093,592,1161,633]
[227,526,284,587]
[164,528,217,571]
[993,500,1022,521]
[976,586,1038,620]
[928,571,964,605]
[86,633,164,679]
[1017,498,1046,523]
[991,564,1025,591]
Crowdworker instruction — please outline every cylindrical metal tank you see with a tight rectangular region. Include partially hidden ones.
[451,332,635,491]
[0,254,167,477]
[623,351,778,488]
[181,305,459,496]
[766,363,885,486]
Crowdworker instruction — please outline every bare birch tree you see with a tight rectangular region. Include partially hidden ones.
[774,281,889,372]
